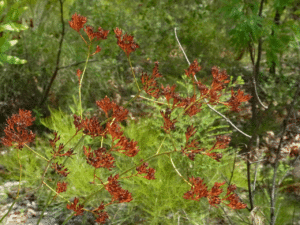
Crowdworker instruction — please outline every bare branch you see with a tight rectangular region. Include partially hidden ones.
[39,0,65,107]
[174,28,191,66]
[58,59,99,70]
[252,76,268,109]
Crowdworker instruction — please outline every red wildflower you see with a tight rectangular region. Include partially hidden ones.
[196,81,209,96]
[73,115,106,138]
[83,146,115,171]
[183,177,208,201]
[184,178,246,209]
[68,13,87,32]
[207,67,230,104]
[208,196,222,208]
[224,193,247,209]
[136,161,156,180]
[56,181,68,194]
[181,145,204,161]
[92,202,109,224]
[50,132,76,159]
[141,61,162,99]
[115,136,139,157]
[82,116,105,138]
[51,163,70,177]
[96,96,128,122]
[177,95,202,117]
[203,152,223,162]
[209,182,226,197]
[161,84,177,104]
[1,109,36,150]
[66,197,85,216]
[185,59,202,78]
[112,104,129,122]
[106,121,123,141]
[223,184,247,209]
[114,27,139,57]
[95,27,110,41]
[96,96,115,117]
[211,67,230,91]
[214,135,231,149]
[226,184,237,196]
[105,174,133,203]
[83,25,109,42]
[226,89,252,112]
[160,109,177,133]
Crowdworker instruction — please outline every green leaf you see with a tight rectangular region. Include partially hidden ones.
[4,3,28,22]
[0,0,7,16]
[235,75,245,85]
[0,32,9,49]
[0,53,27,65]
[0,22,28,32]
[0,36,18,52]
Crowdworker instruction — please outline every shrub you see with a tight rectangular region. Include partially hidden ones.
[0,13,255,224]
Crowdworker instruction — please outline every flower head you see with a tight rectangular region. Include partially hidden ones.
[69,13,87,32]
[114,27,139,57]
[1,109,36,150]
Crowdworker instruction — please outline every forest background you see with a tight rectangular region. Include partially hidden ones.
[1,0,300,224]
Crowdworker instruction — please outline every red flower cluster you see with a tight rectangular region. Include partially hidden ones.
[69,13,109,41]
[181,125,230,162]
[185,59,202,78]
[67,197,85,216]
[141,60,251,134]
[141,61,162,98]
[105,174,133,203]
[84,25,109,42]
[183,177,247,209]
[160,108,177,133]
[96,96,129,122]
[1,109,36,150]
[226,89,252,112]
[66,174,133,223]
[69,13,109,56]
[139,50,249,212]
[68,13,87,33]
[51,162,70,177]
[74,115,106,138]
[49,132,76,159]
[114,27,140,57]
[56,181,68,195]
[136,160,156,180]
[83,146,115,171]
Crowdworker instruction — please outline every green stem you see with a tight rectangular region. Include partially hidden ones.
[36,135,86,224]
[0,201,17,223]
[168,135,192,186]
[42,181,70,202]
[156,136,166,155]
[24,144,49,162]
[127,56,140,91]
[169,155,191,186]
[16,150,22,198]
[79,42,92,118]
[138,95,168,106]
